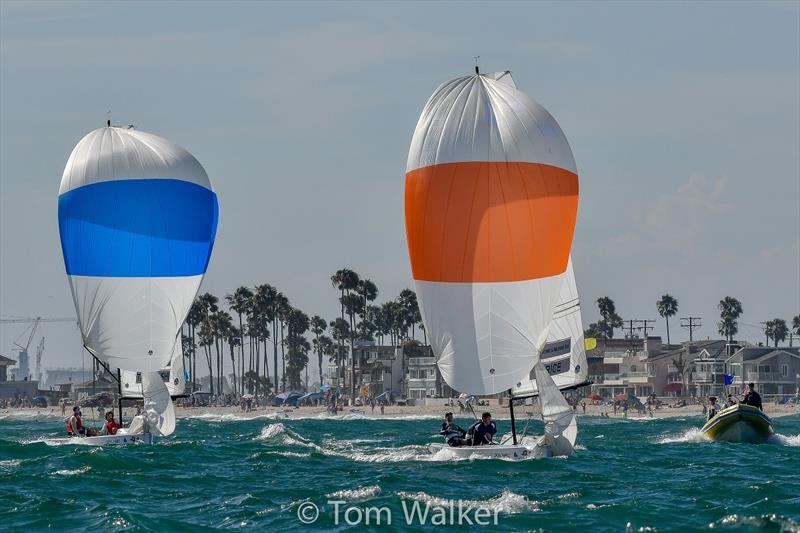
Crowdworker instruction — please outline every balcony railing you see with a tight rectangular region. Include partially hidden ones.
[408,357,435,367]
[747,372,794,383]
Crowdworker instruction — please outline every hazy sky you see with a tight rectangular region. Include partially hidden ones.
[1,1,798,379]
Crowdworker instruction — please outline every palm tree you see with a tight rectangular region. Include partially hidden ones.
[357,278,379,334]
[226,287,253,395]
[792,315,800,347]
[226,325,241,395]
[398,289,421,341]
[718,296,743,355]
[766,318,788,347]
[330,318,351,385]
[185,300,205,392]
[310,316,328,386]
[656,294,679,345]
[331,268,360,396]
[597,297,622,339]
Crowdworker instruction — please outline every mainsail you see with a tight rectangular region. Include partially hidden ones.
[512,256,588,397]
[405,70,579,395]
[58,125,218,436]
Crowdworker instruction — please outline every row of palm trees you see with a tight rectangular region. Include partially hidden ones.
[585,294,800,348]
[181,268,424,397]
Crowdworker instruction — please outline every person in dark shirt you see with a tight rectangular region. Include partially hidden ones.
[466,412,497,446]
[439,412,466,447]
[740,383,763,411]
[707,397,721,421]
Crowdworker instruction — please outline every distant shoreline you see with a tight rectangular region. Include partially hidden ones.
[3,401,798,423]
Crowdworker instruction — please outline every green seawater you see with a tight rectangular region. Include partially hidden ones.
[1,410,798,532]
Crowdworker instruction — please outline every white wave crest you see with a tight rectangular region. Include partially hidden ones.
[709,513,799,530]
[53,466,91,476]
[0,459,21,470]
[396,490,540,514]
[0,411,63,421]
[327,485,382,501]
[768,433,800,447]
[656,428,709,444]
[185,412,286,422]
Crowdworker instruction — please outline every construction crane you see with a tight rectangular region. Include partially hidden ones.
[1,316,77,380]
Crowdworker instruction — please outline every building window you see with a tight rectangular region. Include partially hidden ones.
[782,364,789,377]
[758,365,770,373]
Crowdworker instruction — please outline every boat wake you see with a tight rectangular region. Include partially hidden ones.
[768,433,800,447]
[656,428,709,444]
[254,423,543,462]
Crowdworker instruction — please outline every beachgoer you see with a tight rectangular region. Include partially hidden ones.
[707,396,721,420]
[466,412,497,446]
[102,411,120,435]
[380,403,385,415]
[741,383,763,411]
[622,402,628,419]
[439,412,466,447]
[581,401,586,414]
[370,398,375,413]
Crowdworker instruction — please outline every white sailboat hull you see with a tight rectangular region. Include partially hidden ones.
[46,433,154,446]
[427,443,530,460]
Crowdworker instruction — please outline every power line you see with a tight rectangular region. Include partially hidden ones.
[680,317,702,342]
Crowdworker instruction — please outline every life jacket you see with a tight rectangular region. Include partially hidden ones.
[66,414,83,434]
[105,420,120,435]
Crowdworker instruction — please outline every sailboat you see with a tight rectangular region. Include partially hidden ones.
[405,68,580,458]
[54,123,218,445]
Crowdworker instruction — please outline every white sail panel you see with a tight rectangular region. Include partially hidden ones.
[533,361,577,457]
[140,372,176,436]
[512,257,588,397]
[121,342,186,398]
[416,276,563,394]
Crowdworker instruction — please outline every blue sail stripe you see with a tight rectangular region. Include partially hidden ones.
[58,179,218,277]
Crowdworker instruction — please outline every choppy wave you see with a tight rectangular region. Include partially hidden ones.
[327,485,382,501]
[0,410,63,421]
[184,412,287,422]
[396,490,540,514]
[708,513,800,530]
[53,466,91,476]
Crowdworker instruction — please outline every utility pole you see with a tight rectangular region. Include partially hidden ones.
[639,319,656,338]
[680,317,702,343]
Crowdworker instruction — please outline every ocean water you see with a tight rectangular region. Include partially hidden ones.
[1,410,798,532]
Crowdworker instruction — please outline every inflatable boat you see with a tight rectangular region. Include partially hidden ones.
[701,404,773,443]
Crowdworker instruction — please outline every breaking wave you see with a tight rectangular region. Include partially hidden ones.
[327,485,382,501]
[52,466,91,476]
[708,513,799,530]
[395,490,540,514]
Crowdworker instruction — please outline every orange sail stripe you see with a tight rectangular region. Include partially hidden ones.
[405,161,578,283]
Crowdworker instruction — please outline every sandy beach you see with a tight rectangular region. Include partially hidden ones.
[3,400,798,424]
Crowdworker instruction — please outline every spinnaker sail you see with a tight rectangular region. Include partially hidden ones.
[405,70,579,395]
[120,343,187,399]
[511,256,588,398]
[58,125,218,437]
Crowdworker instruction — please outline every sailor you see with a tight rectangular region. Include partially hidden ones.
[466,412,497,446]
[439,412,466,447]
[66,406,97,437]
[723,395,735,409]
[741,383,763,411]
[707,397,721,420]
[102,411,120,435]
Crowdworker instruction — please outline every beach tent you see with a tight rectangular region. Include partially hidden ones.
[297,391,323,405]
[376,391,400,404]
[273,391,303,407]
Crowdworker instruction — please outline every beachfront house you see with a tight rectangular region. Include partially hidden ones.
[725,347,800,396]
[642,339,729,398]
[587,336,663,398]
[352,341,404,399]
